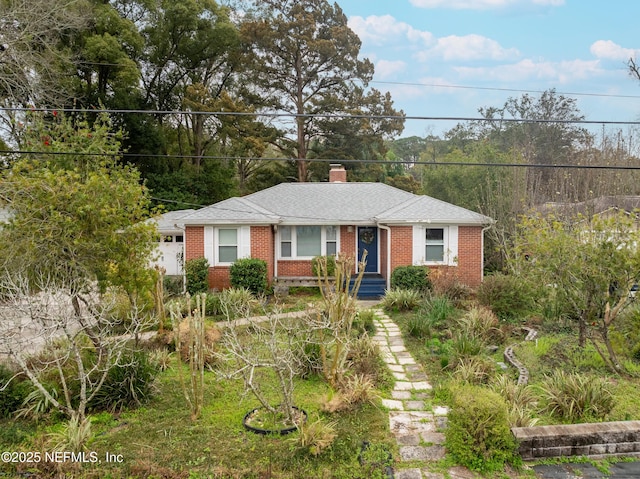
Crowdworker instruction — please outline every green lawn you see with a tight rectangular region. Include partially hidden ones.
[1,345,395,479]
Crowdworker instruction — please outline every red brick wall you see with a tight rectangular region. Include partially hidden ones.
[340,225,356,258]
[251,226,274,283]
[387,225,484,288]
[390,226,413,272]
[277,260,313,276]
[209,267,231,291]
[456,226,483,287]
[185,226,204,260]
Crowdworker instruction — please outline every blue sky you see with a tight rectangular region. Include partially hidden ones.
[336,0,640,138]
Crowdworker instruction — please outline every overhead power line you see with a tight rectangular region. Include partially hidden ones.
[2,106,640,126]
[2,149,640,171]
[369,80,640,100]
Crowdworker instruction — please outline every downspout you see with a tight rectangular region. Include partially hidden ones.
[480,223,493,283]
[377,223,392,291]
[174,222,187,294]
[273,224,278,282]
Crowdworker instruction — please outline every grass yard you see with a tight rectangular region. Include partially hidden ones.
[1,360,395,478]
[0,293,397,479]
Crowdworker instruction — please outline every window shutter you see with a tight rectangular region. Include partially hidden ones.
[447,225,458,265]
[204,226,214,265]
[412,225,423,265]
[240,226,251,259]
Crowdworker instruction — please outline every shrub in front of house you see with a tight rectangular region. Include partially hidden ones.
[229,258,268,295]
[445,384,521,474]
[89,350,158,413]
[476,273,537,321]
[185,257,210,295]
[390,265,431,293]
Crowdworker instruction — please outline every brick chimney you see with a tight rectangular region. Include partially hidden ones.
[329,164,347,183]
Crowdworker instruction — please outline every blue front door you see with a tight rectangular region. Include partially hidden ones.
[357,227,378,273]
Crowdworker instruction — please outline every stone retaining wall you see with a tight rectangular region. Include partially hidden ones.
[513,421,640,460]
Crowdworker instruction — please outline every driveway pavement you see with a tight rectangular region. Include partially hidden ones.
[533,461,640,478]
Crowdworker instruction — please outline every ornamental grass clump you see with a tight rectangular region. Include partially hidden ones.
[539,370,615,422]
[381,288,422,312]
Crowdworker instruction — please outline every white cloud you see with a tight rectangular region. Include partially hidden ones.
[590,40,638,61]
[454,58,602,84]
[409,0,563,9]
[348,15,433,47]
[375,60,407,79]
[416,34,519,62]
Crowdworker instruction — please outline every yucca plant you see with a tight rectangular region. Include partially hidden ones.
[293,417,338,456]
[452,357,495,385]
[49,413,92,453]
[219,287,256,319]
[456,307,501,344]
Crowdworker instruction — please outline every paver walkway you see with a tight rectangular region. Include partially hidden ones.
[371,309,450,479]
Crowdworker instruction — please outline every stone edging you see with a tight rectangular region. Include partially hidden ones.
[503,326,537,385]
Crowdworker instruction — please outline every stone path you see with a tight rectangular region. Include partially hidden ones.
[371,309,450,479]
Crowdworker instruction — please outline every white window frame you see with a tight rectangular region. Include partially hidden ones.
[217,228,238,265]
[425,228,445,262]
[278,225,340,259]
[204,226,251,266]
[412,225,458,266]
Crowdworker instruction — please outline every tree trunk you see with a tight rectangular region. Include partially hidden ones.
[296,115,307,182]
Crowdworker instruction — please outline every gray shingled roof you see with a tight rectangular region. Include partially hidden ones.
[179,182,492,226]
[150,209,195,233]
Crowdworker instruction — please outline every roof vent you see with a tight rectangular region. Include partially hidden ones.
[329,164,347,183]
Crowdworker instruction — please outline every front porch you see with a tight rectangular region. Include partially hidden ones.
[273,273,386,300]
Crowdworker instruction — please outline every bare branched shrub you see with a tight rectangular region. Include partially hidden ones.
[217,311,307,424]
[0,272,154,422]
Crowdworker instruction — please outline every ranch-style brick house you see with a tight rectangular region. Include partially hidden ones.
[176,165,493,297]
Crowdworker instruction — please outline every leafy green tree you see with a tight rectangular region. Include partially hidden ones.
[241,0,403,181]
[514,211,640,372]
[125,0,250,206]
[0,113,158,423]
[70,1,144,107]
[0,113,157,303]
[476,89,592,205]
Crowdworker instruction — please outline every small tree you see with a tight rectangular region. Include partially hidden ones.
[390,265,431,293]
[0,112,158,425]
[514,211,640,372]
[0,273,153,423]
[217,305,306,424]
